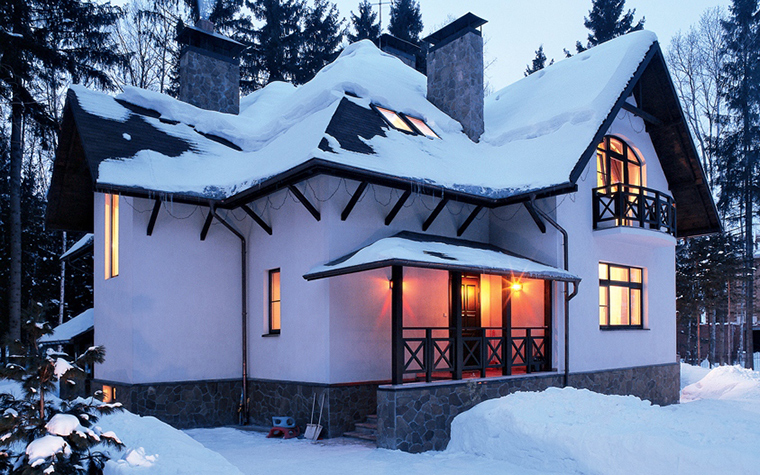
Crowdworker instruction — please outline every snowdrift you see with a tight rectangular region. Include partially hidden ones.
[446,382,760,474]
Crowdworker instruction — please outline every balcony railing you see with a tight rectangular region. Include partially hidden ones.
[593,184,676,236]
[401,326,549,383]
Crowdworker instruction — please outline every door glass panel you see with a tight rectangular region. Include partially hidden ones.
[610,158,624,184]
[597,151,607,187]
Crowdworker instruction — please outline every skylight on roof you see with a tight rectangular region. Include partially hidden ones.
[375,106,414,133]
[405,115,440,139]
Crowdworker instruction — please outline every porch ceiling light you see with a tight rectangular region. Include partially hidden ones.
[510,282,523,292]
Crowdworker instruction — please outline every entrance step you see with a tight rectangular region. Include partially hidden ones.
[343,414,378,443]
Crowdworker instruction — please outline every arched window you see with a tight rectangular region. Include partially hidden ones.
[596,136,642,188]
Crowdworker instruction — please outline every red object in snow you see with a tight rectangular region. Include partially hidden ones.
[267,425,301,439]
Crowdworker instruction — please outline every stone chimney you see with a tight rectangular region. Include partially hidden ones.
[176,20,245,114]
[423,13,487,142]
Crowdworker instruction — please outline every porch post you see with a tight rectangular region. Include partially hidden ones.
[544,281,553,372]
[502,277,512,376]
[452,271,463,380]
[391,265,404,385]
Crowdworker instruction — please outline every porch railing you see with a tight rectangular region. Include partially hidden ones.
[592,184,676,236]
[401,326,549,383]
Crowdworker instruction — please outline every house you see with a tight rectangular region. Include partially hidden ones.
[46,13,719,452]
[39,308,95,398]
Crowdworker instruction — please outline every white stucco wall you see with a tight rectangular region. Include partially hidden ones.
[555,105,677,372]
[95,195,244,385]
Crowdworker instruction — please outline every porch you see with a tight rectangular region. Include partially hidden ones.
[304,232,580,386]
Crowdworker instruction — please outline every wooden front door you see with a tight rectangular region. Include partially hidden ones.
[451,275,481,368]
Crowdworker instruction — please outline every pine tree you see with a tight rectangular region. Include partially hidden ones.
[0,0,124,342]
[297,0,344,85]
[715,0,760,368]
[348,0,380,43]
[245,0,306,87]
[576,0,645,52]
[388,0,423,44]
[525,45,554,76]
[0,314,123,473]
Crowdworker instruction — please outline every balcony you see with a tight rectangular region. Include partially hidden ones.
[593,184,676,236]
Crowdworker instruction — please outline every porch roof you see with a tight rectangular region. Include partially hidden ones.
[303,232,580,282]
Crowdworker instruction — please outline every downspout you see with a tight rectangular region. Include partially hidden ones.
[213,210,249,425]
[531,196,579,388]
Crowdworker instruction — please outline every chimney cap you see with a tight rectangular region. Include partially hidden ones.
[423,12,487,46]
[176,21,246,59]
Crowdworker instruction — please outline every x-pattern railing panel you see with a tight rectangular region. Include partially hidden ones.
[593,184,675,236]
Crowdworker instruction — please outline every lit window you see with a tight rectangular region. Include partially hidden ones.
[104,194,119,279]
[599,262,643,328]
[596,136,642,188]
[269,269,281,334]
[405,115,440,139]
[102,385,116,403]
[375,106,415,133]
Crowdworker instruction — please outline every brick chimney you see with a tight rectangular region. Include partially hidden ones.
[423,13,487,142]
[176,20,244,114]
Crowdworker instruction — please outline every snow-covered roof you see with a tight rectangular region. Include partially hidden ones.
[304,232,580,282]
[60,234,93,260]
[39,308,94,345]
[65,32,657,202]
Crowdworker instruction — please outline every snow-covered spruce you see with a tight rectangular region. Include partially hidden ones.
[0,316,124,474]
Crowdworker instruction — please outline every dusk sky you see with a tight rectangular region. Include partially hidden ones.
[335,0,731,91]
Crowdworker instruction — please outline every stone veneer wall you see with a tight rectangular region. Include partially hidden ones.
[93,379,242,429]
[377,362,680,453]
[94,378,377,436]
[179,48,240,114]
[247,379,378,437]
[426,30,484,141]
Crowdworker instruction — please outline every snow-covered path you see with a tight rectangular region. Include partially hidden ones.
[185,427,559,475]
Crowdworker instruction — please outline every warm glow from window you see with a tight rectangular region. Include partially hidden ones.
[599,262,643,327]
[102,385,115,403]
[269,269,281,333]
[596,136,642,188]
[105,194,119,279]
[406,115,440,139]
[375,106,414,133]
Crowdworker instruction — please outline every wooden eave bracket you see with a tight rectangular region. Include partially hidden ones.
[146,199,161,236]
[385,189,412,226]
[457,205,483,236]
[288,184,321,221]
[341,181,368,221]
[524,201,547,234]
[621,102,664,127]
[200,207,214,241]
[242,204,273,235]
[422,197,449,232]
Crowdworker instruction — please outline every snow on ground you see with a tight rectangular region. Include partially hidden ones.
[680,361,710,389]
[100,411,241,475]
[7,366,760,474]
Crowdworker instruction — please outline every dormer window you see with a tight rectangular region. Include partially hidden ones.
[375,106,415,133]
[374,105,439,139]
[405,115,440,139]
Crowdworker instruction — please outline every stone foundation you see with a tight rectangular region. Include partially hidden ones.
[94,378,378,435]
[247,379,378,437]
[93,379,243,429]
[377,362,679,453]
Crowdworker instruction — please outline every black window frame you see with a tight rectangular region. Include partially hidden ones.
[268,268,281,335]
[599,262,644,330]
[596,135,643,188]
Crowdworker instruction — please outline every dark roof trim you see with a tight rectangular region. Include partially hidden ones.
[569,42,659,184]
[424,13,487,46]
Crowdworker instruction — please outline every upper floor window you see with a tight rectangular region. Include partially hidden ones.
[596,136,642,188]
[104,194,119,279]
[268,269,281,334]
[599,262,643,329]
